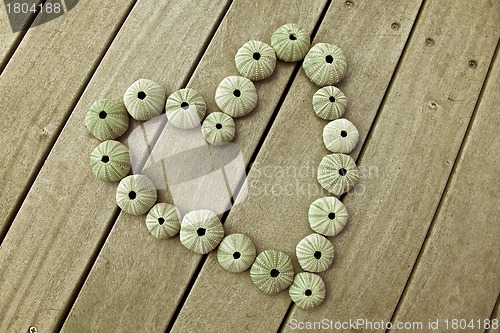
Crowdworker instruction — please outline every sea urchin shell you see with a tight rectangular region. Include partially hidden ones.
[116,174,157,215]
[296,233,335,272]
[250,249,294,294]
[217,233,256,273]
[165,88,206,129]
[235,40,276,81]
[317,153,359,196]
[179,210,224,254]
[312,86,347,120]
[289,272,326,310]
[271,23,310,62]
[145,203,182,239]
[123,79,166,121]
[85,99,129,141]
[215,76,258,118]
[201,112,235,145]
[90,140,131,182]
[308,197,349,237]
[303,43,347,87]
[323,118,359,154]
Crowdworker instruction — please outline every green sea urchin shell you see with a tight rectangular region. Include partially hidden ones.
[296,233,335,272]
[85,99,129,141]
[303,43,347,87]
[123,79,166,121]
[217,233,256,273]
[90,140,131,182]
[179,210,224,254]
[323,118,359,154]
[201,112,235,145]
[250,249,294,294]
[235,40,276,81]
[116,174,157,215]
[312,86,347,120]
[165,88,206,129]
[145,203,181,239]
[317,153,359,196]
[289,272,326,310]
[215,76,258,118]
[308,197,349,237]
[271,23,310,62]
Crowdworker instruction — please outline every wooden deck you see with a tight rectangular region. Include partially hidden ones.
[0,0,498,332]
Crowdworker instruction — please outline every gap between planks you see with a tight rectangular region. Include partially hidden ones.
[386,38,500,332]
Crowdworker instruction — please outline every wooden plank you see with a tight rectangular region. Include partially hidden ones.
[0,0,231,332]
[280,1,500,331]
[392,47,499,330]
[0,0,136,238]
[61,1,329,332]
[171,1,424,332]
[486,298,500,333]
[0,0,41,71]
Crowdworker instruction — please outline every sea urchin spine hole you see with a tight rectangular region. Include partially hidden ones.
[314,251,322,259]
[340,130,347,137]
[158,218,165,225]
[99,111,107,119]
[232,252,241,260]
[137,91,146,100]
[253,52,261,60]
[270,269,280,277]
[305,289,312,296]
[197,228,206,236]
[329,96,335,103]
[339,168,347,176]
[325,55,334,63]
[233,90,241,97]
[328,212,335,220]
[215,123,222,129]
[101,155,109,163]
[289,34,297,40]
[128,191,137,200]
[180,102,189,110]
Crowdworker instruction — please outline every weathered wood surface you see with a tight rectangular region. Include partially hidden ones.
[0,0,231,331]
[172,0,426,332]
[280,0,499,331]
[0,0,498,332]
[61,1,328,332]
[392,46,499,330]
[0,0,136,238]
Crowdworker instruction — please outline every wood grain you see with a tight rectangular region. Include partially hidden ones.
[0,0,135,238]
[171,1,424,332]
[0,0,230,332]
[392,47,499,330]
[281,0,499,331]
[61,1,329,332]
[0,0,41,71]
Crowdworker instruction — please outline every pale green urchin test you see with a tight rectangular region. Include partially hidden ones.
[215,76,258,118]
[312,86,347,120]
[296,233,335,272]
[308,197,348,237]
[165,88,207,129]
[217,233,256,273]
[145,203,182,239]
[116,174,157,215]
[90,140,131,182]
[201,112,235,145]
[235,40,276,81]
[250,249,294,294]
[317,153,359,196]
[123,79,166,121]
[271,23,310,62]
[303,43,347,87]
[85,99,129,141]
[289,272,326,309]
[179,210,224,254]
